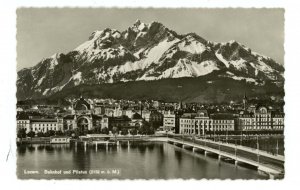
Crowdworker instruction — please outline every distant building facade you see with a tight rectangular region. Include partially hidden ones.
[180,112,235,135]
[163,110,176,132]
[238,106,284,132]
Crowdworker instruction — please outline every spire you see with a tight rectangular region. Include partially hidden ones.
[243,92,248,111]
[243,92,248,100]
[140,102,143,118]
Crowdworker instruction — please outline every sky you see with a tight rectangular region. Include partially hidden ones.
[16,8,284,71]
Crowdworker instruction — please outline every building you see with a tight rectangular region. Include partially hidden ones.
[72,97,93,115]
[63,115,77,131]
[94,103,105,115]
[16,97,113,135]
[30,118,60,133]
[101,116,109,129]
[105,107,114,117]
[109,115,131,131]
[147,111,163,129]
[113,106,123,117]
[122,109,134,119]
[194,110,210,135]
[131,113,143,128]
[67,97,109,133]
[142,110,151,122]
[50,136,70,144]
[16,113,30,132]
[238,106,284,132]
[209,114,235,134]
[272,113,284,131]
[163,110,176,132]
[179,111,235,135]
[179,113,197,134]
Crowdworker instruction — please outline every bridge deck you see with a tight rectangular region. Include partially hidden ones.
[149,137,284,176]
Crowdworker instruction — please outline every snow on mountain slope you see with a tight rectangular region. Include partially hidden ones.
[215,52,230,68]
[156,59,219,79]
[138,38,180,69]
[16,20,284,100]
[177,35,208,54]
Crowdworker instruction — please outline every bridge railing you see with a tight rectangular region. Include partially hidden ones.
[167,135,284,169]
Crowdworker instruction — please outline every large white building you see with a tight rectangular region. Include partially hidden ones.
[30,118,61,133]
[179,111,235,135]
[179,113,197,134]
[238,106,284,132]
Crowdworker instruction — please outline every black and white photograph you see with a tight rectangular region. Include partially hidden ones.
[15,8,286,180]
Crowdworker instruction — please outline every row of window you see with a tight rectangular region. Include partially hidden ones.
[180,125,234,130]
[18,120,29,124]
[32,127,58,131]
[181,127,234,134]
[52,138,68,142]
[18,127,59,131]
[243,126,284,130]
[180,120,234,124]
[32,123,57,127]
[164,122,175,125]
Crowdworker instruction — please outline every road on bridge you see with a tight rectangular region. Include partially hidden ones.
[172,136,284,170]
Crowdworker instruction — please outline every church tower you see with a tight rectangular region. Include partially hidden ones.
[243,92,248,111]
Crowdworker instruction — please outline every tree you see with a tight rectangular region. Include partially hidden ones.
[130,129,137,136]
[87,129,94,134]
[72,128,80,138]
[120,128,128,136]
[27,131,35,138]
[148,127,155,135]
[101,127,109,135]
[55,130,64,136]
[138,125,147,135]
[44,130,56,137]
[37,132,44,137]
[93,127,101,134]
[64,130,74,137]
[112,127,119,136]
[17,128,26,138]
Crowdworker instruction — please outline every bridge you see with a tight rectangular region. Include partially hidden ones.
[71,134,284,179]
[148,136,284,179]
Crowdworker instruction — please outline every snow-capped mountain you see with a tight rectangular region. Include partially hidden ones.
[17,20,284,100]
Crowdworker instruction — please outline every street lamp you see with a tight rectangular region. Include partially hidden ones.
[218,136,221,154]
[235,139,237,160]
[240,131,243,146]
[226,127,228,143]
[193,134,195,145]
[257,135,260,163]
[213,126,215,142]
[276,139,279,155]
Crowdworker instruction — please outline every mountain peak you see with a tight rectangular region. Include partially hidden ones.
[50,53,61,59]
[228,40,238,44]
[129,19,148,31]
[134,19,141,26]
[17,20,284,100]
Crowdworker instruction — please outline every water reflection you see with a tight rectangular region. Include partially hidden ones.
[17,142,268,179]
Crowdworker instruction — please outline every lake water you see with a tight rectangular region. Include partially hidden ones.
[17,142,268,179]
